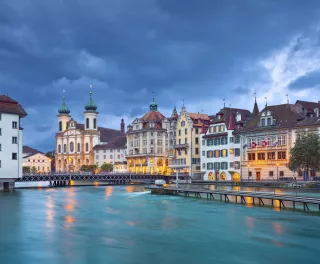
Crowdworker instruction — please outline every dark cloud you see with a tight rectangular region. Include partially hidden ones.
[289,71,320,90]
[1,0,320,150]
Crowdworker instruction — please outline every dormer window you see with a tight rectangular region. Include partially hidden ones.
[181,121,185,126]
[150,122,155,128]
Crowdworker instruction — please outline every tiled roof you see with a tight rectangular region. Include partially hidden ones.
[296,100,320,111]
[93,136,126,150]
[23,146,44,156]
[0,95,27,117]
[210,107,251,130]
[295,117,320,127]
[75,124,124,143]
[141,111,166,122]
[187,112,210,128]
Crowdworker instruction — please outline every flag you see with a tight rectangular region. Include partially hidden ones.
[272,141,279,146]
[251,142,257,148]
[262,140,268,147]
[243,144,248,149]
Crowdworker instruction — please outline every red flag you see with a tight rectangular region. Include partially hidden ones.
[251,142,257,148]
[262,140,268,147]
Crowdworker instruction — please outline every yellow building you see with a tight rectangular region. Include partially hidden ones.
[126,99,169,175]
[169,105,209,179]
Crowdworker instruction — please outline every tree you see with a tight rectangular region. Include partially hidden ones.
[80,165,98,172]
[101,163,113,172]
[30,166,37,174]
[45,151,55,172]
[288,133,320,179]
[23,166,30,174]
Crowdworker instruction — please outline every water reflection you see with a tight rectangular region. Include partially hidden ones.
[126,186,134,193]
[46,196,54,230]
[272,222,284,234]
[64,215,76,229]
[105,186,113,197]
[245,197,253,208]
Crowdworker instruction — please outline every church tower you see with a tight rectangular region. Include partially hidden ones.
[84,86,98,130]
[120,118,125,133]
[57,94,71,132]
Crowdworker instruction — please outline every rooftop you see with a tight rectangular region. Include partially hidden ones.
[0,95,27,117]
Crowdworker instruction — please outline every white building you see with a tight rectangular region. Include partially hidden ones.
[55,89,125,172]
[22,146,51,173]
[93,136,127,172]
[201,107,251,181]
[0,95,27,191]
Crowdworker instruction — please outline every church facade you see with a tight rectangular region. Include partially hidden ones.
[55,90,124,172]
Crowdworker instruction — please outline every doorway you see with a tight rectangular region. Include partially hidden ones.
[256,171,261,181]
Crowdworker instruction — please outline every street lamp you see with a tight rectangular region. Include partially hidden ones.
[276,162,279,180]
[247,164,250,181]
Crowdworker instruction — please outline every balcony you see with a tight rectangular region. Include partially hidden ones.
[243,160,288,166]
[174,143,189,149]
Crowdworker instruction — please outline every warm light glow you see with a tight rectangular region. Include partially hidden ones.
[277,163,279,166]
[94,181,99,186]
[64,204,74,211]
[245,197,253,208]
[70,180,75,186]
[105,186,113,197]
[65,215,75,223]
[247,164,250,168]
[126,186,133,193]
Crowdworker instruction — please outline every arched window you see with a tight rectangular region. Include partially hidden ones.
[70,142,74,152]
[86,143,89,152]
[59,121,62,131]
[77,143,80,152]
[63,144,67,153]
[86,118,89,129]
[58,144,61,153]
[93,118,97,129]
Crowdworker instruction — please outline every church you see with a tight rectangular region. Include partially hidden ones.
[55,89,125,172]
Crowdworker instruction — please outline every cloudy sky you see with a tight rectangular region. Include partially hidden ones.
[1,0,320,151]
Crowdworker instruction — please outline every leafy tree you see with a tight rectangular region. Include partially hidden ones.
[30,166,37,174]
[80,165,98,172]
[288,133,320,179]
[101,163,113,172]
[23,166,30,174]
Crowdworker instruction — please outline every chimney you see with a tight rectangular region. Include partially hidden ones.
[121,118,125,133]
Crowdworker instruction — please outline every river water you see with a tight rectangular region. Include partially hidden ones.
[0,186,319,264]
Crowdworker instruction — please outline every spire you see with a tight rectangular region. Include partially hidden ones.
[149,93,158,111]
[85,84,97,111]
[252,95,259,116]
[181,100,186,112]
[264,97,268,108]
[171,105,178,118]
[121,118,125,133]
[58,90,70,114]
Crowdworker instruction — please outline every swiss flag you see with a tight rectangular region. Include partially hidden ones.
[251,142,257,148]
[262,140,268,147]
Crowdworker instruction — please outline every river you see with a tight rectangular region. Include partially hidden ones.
[0,185,319,264]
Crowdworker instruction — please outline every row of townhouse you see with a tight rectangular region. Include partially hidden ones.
[201,99,320,181]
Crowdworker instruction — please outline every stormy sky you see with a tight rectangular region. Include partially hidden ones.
[1,0,320,151]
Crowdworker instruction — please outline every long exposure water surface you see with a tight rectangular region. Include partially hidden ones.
[0,186,319,264]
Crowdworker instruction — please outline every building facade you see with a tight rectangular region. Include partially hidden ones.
[55,91,124,172]
[169,105,209,179]
[0,95,27,190]
[238,100,320,180]
[93,135,127,172]
[201,107,251,181]
[22,146,51,173]
[126,99,169,174]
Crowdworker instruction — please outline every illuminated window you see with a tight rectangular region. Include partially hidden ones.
[229,149,234,154]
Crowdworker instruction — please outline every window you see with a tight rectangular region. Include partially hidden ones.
[118,149,120,153]
[195,138,199,144]
[86,143,89,152]
[221,162,228,170]
[278,135,286,145]
[220,125,224,132]
[207,139,213,146]
[248,171,252,177]
[214,162,220,170]
[0,128,1,135]
[261,118,265,126]
[181,121,185,127]
[0,144,1,151]
[59,121,62,131]
[221,149,228,157]
[135,125,139,129]
[257,153,265,160]
[70,142,74,152]
[12,137,17,144]
[202,151,205,156]
[77,143,80,152]
[207,150,213,158]
[278,151,286,160]
[184,138,187,144]
[110,155,113,159]
[202,140,205,146]
[269,171,274,177]
[279,171,284,177]
[103,155,106,159]
[117,154,120,159]
[229,149,234,154]
[202,163,205,169]
[185,149,188,155]
[86,118,89,129]
[207,162,214,170]
[214,150,220,158]
[230,162,234,168]
[12,121,17,129]
[93,118,97,129]
[12,153,17,160]
[267,118,272,126]
[229,137,234,143]
[178,139,181,145]
[195,148,199,155]
[267,152,275,160]
[234,161,240,169]
[195,128,199,134]
[96,155,99,160]
[234,148,240,156]
[185,128,187,135]
[178,130,181,136]
[63,144,67,153]
[234,135,240,144]
[151,139,154,145]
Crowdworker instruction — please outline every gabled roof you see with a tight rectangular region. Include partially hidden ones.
[296,100,320,110]
[0,95,27,117]
[210,107,251,130]
[93,136,126,150]
[23,146,43,155]
[187,112,210,128]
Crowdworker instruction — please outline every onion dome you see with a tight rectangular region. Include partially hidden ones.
[85,91,97,111]
[149,97,158,112]
[58,96,70,114]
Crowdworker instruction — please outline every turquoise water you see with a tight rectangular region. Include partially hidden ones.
[0,186,319,264]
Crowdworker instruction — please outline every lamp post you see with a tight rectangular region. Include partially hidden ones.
[276,162,279,181]
[247,164,250,181]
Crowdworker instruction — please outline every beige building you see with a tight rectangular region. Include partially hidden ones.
[169,105,209,179]
[126,99,169,175]
[23,146,51,173]
[55,91,124,172]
